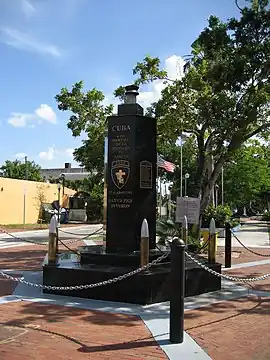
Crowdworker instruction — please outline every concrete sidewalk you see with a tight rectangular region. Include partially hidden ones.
[218,221,270,248]
[0,224,103,249]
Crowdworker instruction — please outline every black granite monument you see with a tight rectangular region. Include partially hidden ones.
[106,85,156,253]
[43,85,222,305]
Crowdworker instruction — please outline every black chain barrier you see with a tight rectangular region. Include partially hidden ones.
[58,227,103,236]
[0,226,103,247]
[230,230,270,257]
[1,247,270,291]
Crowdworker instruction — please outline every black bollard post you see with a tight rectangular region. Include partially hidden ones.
[169,237,185,344]
[225,222,232,268]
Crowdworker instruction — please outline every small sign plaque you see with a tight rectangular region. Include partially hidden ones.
[175,197,200,224]
[140,161,152,189]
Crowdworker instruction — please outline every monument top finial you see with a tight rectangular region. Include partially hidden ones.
[124,84,139,104]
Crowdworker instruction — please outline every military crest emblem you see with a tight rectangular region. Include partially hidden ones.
[111,160,130,189]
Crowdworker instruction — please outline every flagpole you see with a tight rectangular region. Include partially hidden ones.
[221,166,224,206]
[164,180,167,219]
[180,134,183,197]
[159,177,162,217]
[157,164,159,218]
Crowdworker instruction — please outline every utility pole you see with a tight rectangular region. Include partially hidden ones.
[180,134,183,197]
[221,166,224,206]
[24,156,28,230]
[25,156,28,180]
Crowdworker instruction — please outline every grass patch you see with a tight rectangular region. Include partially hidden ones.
[88,235,103,242]
[0,223,48,229]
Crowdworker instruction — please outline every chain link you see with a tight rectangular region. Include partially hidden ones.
[1,247,269,290]
[185,251,270,283]
[0,251,170,291]
[58,227,103,237]
[230,230,270,257]
[0,227,102,246]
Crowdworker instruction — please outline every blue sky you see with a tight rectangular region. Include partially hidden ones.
[0,0,240,169]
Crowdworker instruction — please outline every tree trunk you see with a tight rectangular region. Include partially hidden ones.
[193,132,206,197]
[207,155,215,207]
[200,158,224,213]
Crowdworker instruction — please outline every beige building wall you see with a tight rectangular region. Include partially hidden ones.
[0,177,75,225]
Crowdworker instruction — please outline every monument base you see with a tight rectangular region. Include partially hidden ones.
[42,251,221,305]
[79,246,165,266]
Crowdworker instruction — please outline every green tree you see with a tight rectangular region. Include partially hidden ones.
[55,82,113,220]
[64,176,104,221]
[0,159,42,182]
[116,0,270,212]
[55,81,113,176]
[157,135,198,199]
[221,140,270,211]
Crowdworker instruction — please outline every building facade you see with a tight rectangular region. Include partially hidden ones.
[41,162,88,180]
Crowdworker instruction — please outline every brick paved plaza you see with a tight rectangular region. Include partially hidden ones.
[0,223,269,359]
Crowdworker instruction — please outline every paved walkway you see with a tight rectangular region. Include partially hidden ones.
[218,221,270,248]
[0,302,168,360]
[0,224,103,248]
[0,220,269,359]
[185,295,270,360]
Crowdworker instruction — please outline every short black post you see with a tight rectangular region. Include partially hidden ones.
[225,222,232,268]
[170,238,185,344]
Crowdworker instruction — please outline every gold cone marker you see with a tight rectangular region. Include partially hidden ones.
[182,215,188,244]
[208,218,216,264]
[140,218,149,268]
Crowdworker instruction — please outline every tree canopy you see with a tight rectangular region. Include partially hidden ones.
[222,140,270,211]
[0,159,42,182]
[55,81,113,176]
[55,0,270,214]
[115,0,270,211]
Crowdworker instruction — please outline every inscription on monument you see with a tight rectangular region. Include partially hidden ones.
[110,198,133,209]
[109,124,133,210]
[111,134,130,154]
[112,124,131,132]
[140,161,153,189]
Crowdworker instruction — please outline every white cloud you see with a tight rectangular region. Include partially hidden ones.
[105,55,185,113]
[14,152,27,159]
[35,104,57,124]
[0,27,61,58]
[39,146,56,161]
[38,147,75,163]
[137,55,185,109]
[7,113,34,127]
[21,0,36,18]
[7,104,57,128]
[65,148,74,158]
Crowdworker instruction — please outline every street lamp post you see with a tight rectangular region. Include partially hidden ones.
[56,182,61,253]
[57,182,61,223]
[215,184,219,208]
[23,188,27,230]
[180,135,183,197]
[221,166,224,206]
[184,173,189,197]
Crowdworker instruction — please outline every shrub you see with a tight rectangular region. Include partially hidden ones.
[262,211,270,221]
[202,204,232,228]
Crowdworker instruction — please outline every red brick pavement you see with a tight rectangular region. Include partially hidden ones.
[1,238,269,359]
[225,264,270,292]
[0,241,86,271]
[0,240,86,298]
[0,301,168,360]
[185,295,270,360]
[215,246,270,266]
[0,278,18,297]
